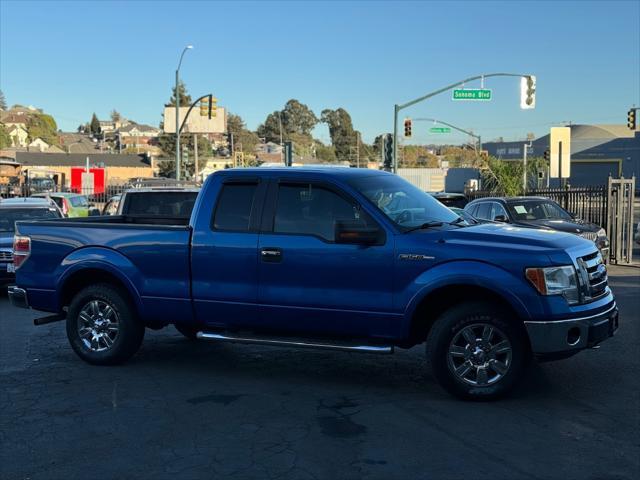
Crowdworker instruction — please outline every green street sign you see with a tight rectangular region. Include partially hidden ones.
[429,127,451,134]
[452,89,492,101]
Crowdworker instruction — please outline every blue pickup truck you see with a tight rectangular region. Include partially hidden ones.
[8,168,618,399]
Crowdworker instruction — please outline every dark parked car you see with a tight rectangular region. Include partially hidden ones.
[431,192,468,209]
[102,187,199,219]
[464,197,609,258]
[0,197,63,284]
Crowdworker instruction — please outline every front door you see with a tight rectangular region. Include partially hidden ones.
[257,180,395,338]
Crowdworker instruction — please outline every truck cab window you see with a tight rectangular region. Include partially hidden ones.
[274,183,371,242]
[213,183,257,231]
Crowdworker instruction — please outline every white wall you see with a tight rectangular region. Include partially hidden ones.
[397,168,446,192]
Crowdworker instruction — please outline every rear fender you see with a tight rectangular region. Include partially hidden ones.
[56,247,143,314]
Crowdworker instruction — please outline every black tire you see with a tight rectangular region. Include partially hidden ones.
[66,283,144,365]
[426,302,529,401]
[174,323,200,340]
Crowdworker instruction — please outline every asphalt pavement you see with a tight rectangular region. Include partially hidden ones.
[1,266,638,480]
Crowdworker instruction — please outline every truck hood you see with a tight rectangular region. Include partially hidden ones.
[437,222,591,252]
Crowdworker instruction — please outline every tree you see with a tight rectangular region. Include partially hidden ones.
[27,113,59,146]
[110,109,121,122]
[479,156,548,196]
[0,124,11,148]
[0,90,6,110]
[257,111,283,144]
[281,99,317,136]
[90,113,101,135]
[165,80,192,107]
[227,113,260,157]
[320,108,356,161]
[315,141,336,163]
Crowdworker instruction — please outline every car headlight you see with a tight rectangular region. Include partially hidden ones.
[596,228,606,238]
[525,265,580,304]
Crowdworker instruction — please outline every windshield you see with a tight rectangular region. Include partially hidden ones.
[0,207,61,232]
[507,200,572,221]
[350,175,461,230]
[69,196,89,207]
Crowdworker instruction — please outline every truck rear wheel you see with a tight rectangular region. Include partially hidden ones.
[66,283,144,365]
[426,302,529,400]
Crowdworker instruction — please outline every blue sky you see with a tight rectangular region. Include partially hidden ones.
[1,0,638,145]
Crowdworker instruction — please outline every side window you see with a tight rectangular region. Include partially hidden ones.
[212,183,258,231]
[491,203,509,220]
[475,202,492,220]
[274,183,373,242]
[466,203,478,217]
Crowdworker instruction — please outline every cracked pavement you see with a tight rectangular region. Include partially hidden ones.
[1,265,639,480]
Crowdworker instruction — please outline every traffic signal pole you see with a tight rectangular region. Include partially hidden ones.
[392,72,533,173]
[412,117,482,151]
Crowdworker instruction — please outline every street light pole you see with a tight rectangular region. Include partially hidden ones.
[175,45,193,181]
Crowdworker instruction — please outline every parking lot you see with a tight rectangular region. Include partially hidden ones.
[0,265,636,480]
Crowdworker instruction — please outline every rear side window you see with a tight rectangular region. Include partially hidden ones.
[213,183,258,231]
[69,196,88,207]
[125,192,198,216]
[475,202,492,220]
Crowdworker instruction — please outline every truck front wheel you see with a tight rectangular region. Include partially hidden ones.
[66,284,144,365]
[427,302,529,400]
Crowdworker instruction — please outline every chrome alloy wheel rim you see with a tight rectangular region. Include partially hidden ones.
[447,323,512,386]
[78,300,120,352]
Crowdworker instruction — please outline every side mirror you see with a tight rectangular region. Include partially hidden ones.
[494,214,509,223]
[335,221,381,245]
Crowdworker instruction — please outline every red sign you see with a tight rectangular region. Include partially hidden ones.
[70,167,106,194]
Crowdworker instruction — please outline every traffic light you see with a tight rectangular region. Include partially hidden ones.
[628,108,636,130]
[544,149,550,161]
[520,75,536,109]
[199,96,211,118]
[403,118,412,138]
[211,96,218,118]
[383,134,394,171]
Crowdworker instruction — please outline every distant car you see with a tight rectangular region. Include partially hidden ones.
[465,196,610,258]
[0,197,63,283]
[32,193,99,218]
[431,192,468,209]
[106,187,200,218]
[448,206,479,224]
[102,194,121,216]
[635,221,640,245]
[27,177,56,195]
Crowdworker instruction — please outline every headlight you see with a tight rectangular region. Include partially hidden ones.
[596,228,606,238]
[525,265,580,304]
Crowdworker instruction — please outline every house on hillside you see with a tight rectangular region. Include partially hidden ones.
[1,113,28,129]
[117,123,160,150]
[28,138,49,152]
[6,125,28,147]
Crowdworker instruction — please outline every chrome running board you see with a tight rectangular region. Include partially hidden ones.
[196,331,394,354]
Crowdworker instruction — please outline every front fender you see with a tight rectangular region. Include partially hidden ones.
[55,246,144,313]
[400,260,543,338]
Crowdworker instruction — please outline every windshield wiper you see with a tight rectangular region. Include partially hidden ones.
[403,217,466,233]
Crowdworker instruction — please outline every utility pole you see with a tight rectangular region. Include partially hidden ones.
[392,72,535,173]
[356,131,360,168]
[193,134,198,182]
[175,45,193,181]
[522,140,532,192]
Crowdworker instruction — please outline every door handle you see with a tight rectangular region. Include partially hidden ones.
[260,248,282,262]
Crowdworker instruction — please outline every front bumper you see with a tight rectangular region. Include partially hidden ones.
[524,303,618,356]
[7,286,29,309]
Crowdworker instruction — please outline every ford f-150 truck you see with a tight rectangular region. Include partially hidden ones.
[8,168,618,400]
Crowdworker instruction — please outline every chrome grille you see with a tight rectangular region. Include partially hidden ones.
[577,251,608,301]
[578,231,597,242]
[0,250,13,261]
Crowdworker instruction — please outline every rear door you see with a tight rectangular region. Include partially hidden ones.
[191,177,266,327]
[256,179,395,338]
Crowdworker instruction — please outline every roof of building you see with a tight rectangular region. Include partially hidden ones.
[15,152,152,168]
[118,123,159,133]
[0,113,29,125]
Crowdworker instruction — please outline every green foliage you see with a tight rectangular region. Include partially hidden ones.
[441,146,478,167]
[27,113,60,146]
[315,141,336,163]
[256,100,317,148]
[0,90,6,110]
[90,113,101,135]
[0,124,11,148]
[256,111,282,144]
[166,81,192,107]
[401,146,439,168]
[228,113,260,156]
[480,156,548,196]
[157,134,211,178]
[281,99,318,136]
[320,108,356,161]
